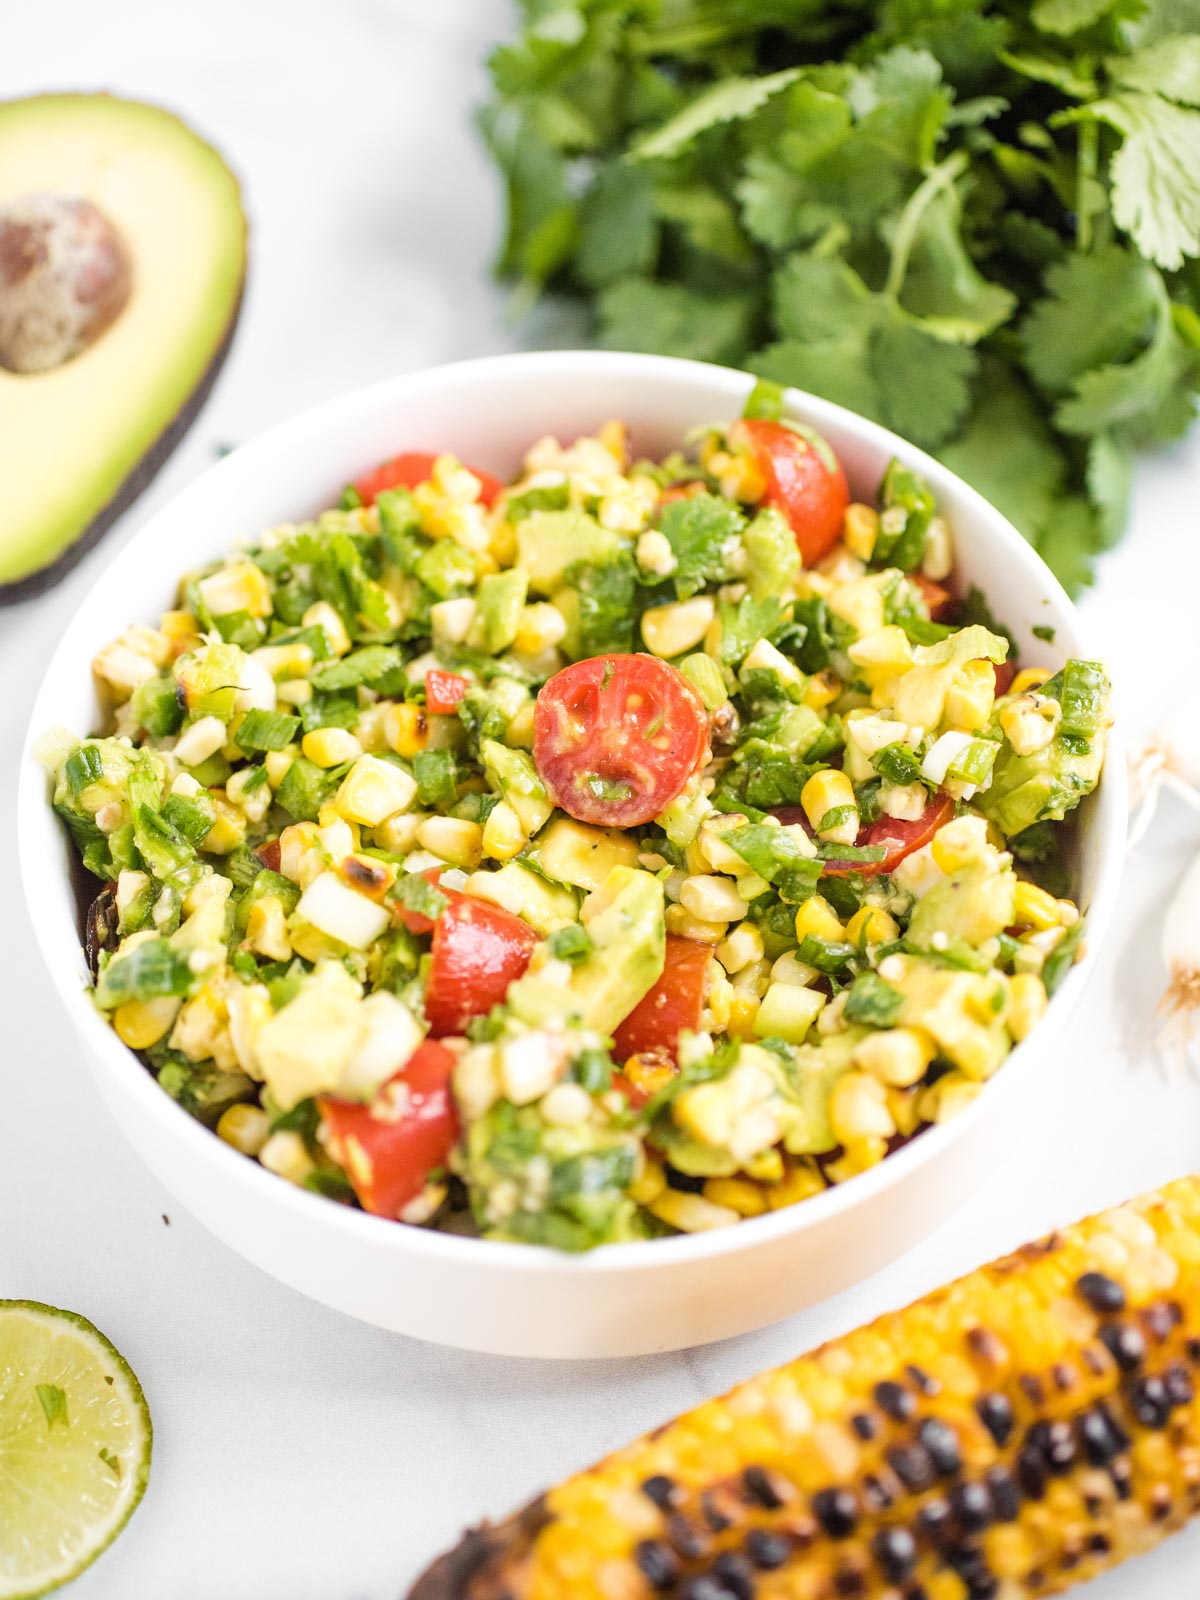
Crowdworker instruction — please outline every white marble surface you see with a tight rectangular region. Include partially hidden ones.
[3,3,1200,1595]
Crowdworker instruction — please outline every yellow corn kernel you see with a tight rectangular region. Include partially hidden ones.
[253,641,315,681]
[623,1054,679,1105]
[853,1027,936,1088]
[1011,666,1051,696]
[678,874,749,924]
[416,815,484,870]
[1000,691,1061,756]
[918,1070,982,1125]
[842,502,879,561]
[514,602,567,656]
[744,1147,784,1183]
[374,810,425,856]
[827,575,886,638]
[728,992,761,1036]
[703,1177,767,1218]
[160,608,201,656]
[482,800,526,862]
[887,1086,922,1138]
[800,768,858,843]
[505,701,536,750]
[258,1129,316,1186]
[845,905,900,947]
[765,1157,825,1210]
[716,920,764,975]
[264,747,297,789]
[793,894,845,943]
[217,1102,272,1157]
[944,658,996,733]
[245,896,293,962]
[803,670,841,710]
[302,727,363,768]
[929,814,989,874]
[630,1152,667,1207]
[847,625,913,686]
[649,1189,740,1233]
[1008,972,1048,1041]
[334,754,418,827]
[1014,880,1061,931]
[826,1137,889,1184]
[302,600,350,657]
[113,996,181,1050]
[197,560,273,620]
[966,974,1011,1028]
[830,1071,897,1144]
[202,795,246,855]
[665,904,727,943]
[383,701,429,759]
[705,970,734,1030]
[641,597,717,660]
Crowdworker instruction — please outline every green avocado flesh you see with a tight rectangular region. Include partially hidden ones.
[0,95,246,599]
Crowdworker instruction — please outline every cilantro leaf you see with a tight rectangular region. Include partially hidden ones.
[1067,93,1200,269]
[659,493,746,598]
[1020,246,1159,392]
[597,279,758,365]
[630,68,804,162]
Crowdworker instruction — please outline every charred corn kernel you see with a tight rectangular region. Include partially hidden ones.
[416,815,483,870]
[766,1157,826,1210]
[842,502,879,560]
[716,921,764,976]
[258,1129,315,1186]
[854,1026,936,1088]
[830,1071,896,1143]
[113,996,181,1050]
[264,747,297,789]
[425,1177,1200,1594]
[514,602,567,655]
[665,905,727,943]
[929,813,990,873]
[629,1152,667,1206]
[1001,691,1062,756]
[201,795,246,854]
[302,600,350,657]
[1014,880,1061,931]
[245,896,293,962]
[216,1102,271,1157]
[1012,666,1052,695]
[302,727,363,768]
[335,755,417,827]
[623,1054,678,1104]
[801,769,858,844]
[847,625,913,685]
[1009,972,1048,1040]
[482,800,526,862]
[794,894,845,943]
[845,905,900,947]
[703,1177,767,1218]
[728,992,761,1036]
[679,874,749,924]
[383,700,429,759]
[641,596,716,660]
[649,1189,740,1233]
[160,608,200,655]
[197,560,273,619]
[945,658,996,733]
[803,669,841,710]
[826,1136,889,1183]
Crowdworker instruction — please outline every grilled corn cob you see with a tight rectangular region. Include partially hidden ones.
[411,1177,1200,1600]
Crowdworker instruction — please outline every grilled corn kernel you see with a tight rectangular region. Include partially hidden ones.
[845,905,900,946]
[945,658,996,733]
[921,513,953,579]
[766,1157,825,1209]
[1014,880,1062,931]
[635,528,677,578]
[629,1152,667,1206]
[830,1071,896,1143]
[1008,972,1048,1040]
[827,575,886,638]
[258,1129,316,1186]
[826,1136,889,1183]
[174,715,227,768]
[216,1102,271,1157]
[847,625,913,686]
[716,920,764,975]
[771,950,820,988]
[854,1026,936,1088]
[373,810,424,855]
[641,596,717,660]
[197,560,273,619]
[664,905,726,943]
[276,678,313,708]
[482,800,526,862]
[1011,666,1052,695]
[803,670,841,710]
[514,602,567,655]
[800,769,858,844]
[113,996,181,1050]
[703,1177,767,1218]
[1001,691,1062,756]
[416,815,483,870]
[202,795,246,854]
[794,894,845,943]
[679,874,749,924]
[649,1189,740,1233]
[383,701,429,759]
[919,1069,982,1125]
[842,502,879,560]
[302,727,363,768]
[264,747,297,789]
[245,896,293,962]
[430,596,477,646]
[302,600,350,657]
[333,755,417,827]
[160,608,201,655]
[728,992,761,1036]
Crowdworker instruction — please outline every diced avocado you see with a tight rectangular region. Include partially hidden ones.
[979,664,1111,837]
[480,739,553,836]
[253,960,362,1111]
[516,509,623,594]
[667,1043,799,1172]
[888,956,1010,1080]
[468,568,528,654]
[565,867,665,1035]
[531,817,640,892]
[463,862,579,935]
[893,625,1010,730]
[783,1032,862,1155]
[907,861,1017,950]
[743,506,800,600]
[415,538,475,598]
[0,95,246,601]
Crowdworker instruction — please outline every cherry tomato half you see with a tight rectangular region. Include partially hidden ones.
[736,418,849,565]
[424,895,539,1036]
[318,1039,459,1220]
[353,450,504,509]
[393,868,446,936]
[827,792,955,878]
[425,669,470,716]
[533,654,710,828]
[612,935,711,1067]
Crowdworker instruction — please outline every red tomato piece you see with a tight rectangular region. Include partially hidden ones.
[911,572,955,621]
[659,480,708,504]
[425,669,470,716]
[824,792,955,878]
[318,1040,459,1220]
[256,838,281,873]
[736,418,849,565]
[424,896,539,1036]
[533,654,710,828]
[612,936,711,1066]
[353,450,504,508]
[993,661,1016,696]
[392,868,446,935]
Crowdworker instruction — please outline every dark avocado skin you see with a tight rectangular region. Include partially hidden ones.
[0,276,244,605]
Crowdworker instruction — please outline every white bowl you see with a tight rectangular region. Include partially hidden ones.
[18,352,1125,1358]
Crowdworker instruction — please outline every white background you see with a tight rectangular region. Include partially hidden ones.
[3,4,1200,1596]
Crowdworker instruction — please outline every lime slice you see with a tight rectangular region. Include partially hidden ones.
[0,1302,151,1598]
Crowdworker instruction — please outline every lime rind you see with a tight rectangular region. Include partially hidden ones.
[0,1301,151,1598]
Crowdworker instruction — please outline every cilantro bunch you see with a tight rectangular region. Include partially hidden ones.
[482,0,1200,591]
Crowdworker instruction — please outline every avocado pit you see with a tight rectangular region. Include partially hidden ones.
[0,193,132,373]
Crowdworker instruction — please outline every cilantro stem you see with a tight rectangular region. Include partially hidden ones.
[885,149,970,304]
[1076,119,1098,252]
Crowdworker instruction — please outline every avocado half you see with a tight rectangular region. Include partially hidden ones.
[0,94,246,602]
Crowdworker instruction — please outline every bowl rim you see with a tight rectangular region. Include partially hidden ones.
[18,348,1127,1280]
